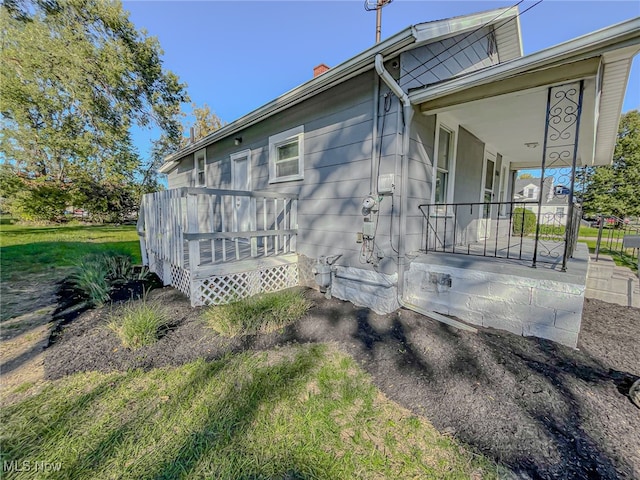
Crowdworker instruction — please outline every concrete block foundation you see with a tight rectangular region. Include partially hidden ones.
[403,247,588,348]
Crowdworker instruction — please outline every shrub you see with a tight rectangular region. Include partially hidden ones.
[69,258,111,306]
[69,253,148,306]
[512,207,537,236]
[8,182,69,222]
[204,288,312,337]
[108,297,169,349]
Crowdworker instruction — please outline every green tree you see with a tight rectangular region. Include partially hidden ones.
[582,110,640,218]
[0,0,188,219]
[189,103,224,141]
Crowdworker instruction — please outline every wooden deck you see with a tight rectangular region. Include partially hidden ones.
[138,187,300,305]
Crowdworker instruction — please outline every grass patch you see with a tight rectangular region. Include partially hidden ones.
[204,288,312,337]
[108,297,170,349]
[0,222,140,281]
[0,344,498,479]
[581,240,638,272]
[11,382,34,394]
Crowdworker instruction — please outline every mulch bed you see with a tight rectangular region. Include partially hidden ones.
[44,285,640,480]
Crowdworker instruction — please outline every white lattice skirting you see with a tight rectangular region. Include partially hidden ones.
[191,263,299,306]
[146,251,298,306]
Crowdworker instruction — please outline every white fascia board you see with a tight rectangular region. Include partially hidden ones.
[408,17,640,106]
[158,160,179,174]
[412,7,518,45]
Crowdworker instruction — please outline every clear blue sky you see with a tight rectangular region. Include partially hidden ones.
[123,0,640,160]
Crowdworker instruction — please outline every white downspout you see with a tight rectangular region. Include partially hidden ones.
[374,54,477,333]
[371,72,380,195]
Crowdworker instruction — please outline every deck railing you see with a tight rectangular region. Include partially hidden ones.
[138,187,298,276]
[418,201,580,269]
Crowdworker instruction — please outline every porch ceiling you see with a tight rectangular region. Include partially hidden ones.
[419,76,599,169]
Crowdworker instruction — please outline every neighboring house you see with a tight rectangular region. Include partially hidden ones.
[513,176,570,225]
[139,7,640,347]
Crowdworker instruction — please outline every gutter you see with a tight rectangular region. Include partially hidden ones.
[374,53,477,333]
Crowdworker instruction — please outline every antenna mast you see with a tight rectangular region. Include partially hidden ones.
[364,0,393,43]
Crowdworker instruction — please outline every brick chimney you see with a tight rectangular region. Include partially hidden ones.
[313,63,330,78]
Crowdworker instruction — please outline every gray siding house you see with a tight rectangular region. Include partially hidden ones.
[139,8,640,347]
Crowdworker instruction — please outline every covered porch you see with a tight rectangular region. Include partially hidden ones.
[409,47,629,273]
[401,35,639,347]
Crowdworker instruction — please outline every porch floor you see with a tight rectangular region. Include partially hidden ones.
[412,239,589,285]
[422,235,588,278]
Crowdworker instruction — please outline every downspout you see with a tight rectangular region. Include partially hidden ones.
[371,72,380,195]
[374,54,477,333]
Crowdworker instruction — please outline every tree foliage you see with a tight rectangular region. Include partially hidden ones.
[581,110,640,218]
[187,103,225,143]
[0,0,188,221]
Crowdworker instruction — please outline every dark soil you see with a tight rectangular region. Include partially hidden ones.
[44,287,640,480]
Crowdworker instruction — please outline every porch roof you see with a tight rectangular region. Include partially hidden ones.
[411,17,640,168]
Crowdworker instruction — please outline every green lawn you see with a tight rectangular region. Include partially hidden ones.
[1,345,497,479]
[580,239,638,272]
[0,218,140,281]
[0,220,499,479]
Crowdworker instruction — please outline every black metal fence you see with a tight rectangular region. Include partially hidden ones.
[594,215,640,272]
[418,201,581,270]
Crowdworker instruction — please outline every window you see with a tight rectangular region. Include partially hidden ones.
[527,188,535,199]
[556,207,565,216]
[269,126,304,183]
[435,127,452,204]
[194,149,206,187]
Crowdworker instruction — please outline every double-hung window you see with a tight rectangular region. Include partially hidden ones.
[194,148,206,187]
[435,127,453,204]
[269,126,304,183]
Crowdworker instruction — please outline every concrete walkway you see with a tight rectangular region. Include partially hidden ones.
[586,254,639,307]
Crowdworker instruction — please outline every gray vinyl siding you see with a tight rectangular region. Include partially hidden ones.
[452,127,485,236]
[168,71,402,270]
[399,27,498,90]
[406,112,436,253]
[168,154,195,188]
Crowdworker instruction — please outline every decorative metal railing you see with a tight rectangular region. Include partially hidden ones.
[418,200,580,269]
[594,215,640,271]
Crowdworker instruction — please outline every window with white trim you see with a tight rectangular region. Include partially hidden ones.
[269,126,304,183]
[194,148,206,187]
[435,127,453,204]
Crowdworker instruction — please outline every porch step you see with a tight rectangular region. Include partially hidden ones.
[586,254,639,307]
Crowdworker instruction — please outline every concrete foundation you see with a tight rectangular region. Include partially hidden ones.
[403,245,589,347]
[330,266,400,315]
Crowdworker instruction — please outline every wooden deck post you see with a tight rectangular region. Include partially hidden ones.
[186,193,200,272]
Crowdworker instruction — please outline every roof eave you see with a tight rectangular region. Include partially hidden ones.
[408,17,640,105]
[162,26,415,164]
[160,7,523,168]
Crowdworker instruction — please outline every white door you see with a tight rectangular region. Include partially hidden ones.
[231,150,251,233]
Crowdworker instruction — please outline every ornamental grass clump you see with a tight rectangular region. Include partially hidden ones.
[69,253,149,306]
[108,296,170,349]
[204,288,312,337]
[69,258,111,306]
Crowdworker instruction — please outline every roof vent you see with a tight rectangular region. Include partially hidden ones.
[313,63,330,78]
